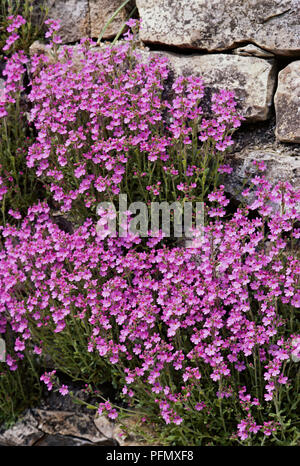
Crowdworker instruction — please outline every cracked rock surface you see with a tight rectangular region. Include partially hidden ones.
[0,386,148,446]
[148,50,277,122]
[275,61,300,143]
[136,0,300,56]
[0,407,148,446]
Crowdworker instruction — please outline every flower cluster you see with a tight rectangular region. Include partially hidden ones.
[44,18,62,44]
[2,15,26,52]
[0,49,28,117]
[1,174,299,439]
[237,415,278,441]
[98,401,118,420]
[40,370,57,391]
[26,21,242,212]
[0,15,298,445]
[0,174,8,203]
[199,89,241,151]
[0,18,32,213]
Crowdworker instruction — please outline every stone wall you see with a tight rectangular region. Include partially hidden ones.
[25,1,300,192]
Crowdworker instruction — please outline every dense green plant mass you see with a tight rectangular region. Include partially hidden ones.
[1,178,299,445]
[26,21,241,221]
[0,17,299,445]
[0,336,42,428]
[0,1,48,225]
[0,4,47,424]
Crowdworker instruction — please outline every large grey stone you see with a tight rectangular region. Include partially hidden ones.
[224,148,300,203]
[150,51,276,121]
[94,414,115,439]
[0,411,43,446]
[90,0,134,40]
[33,434,94,446]
[136,0,300,56]
[45,0,90,44]
[275,61,300,143]
[32,409,108,443]
[94,413,151,446]
[0,408,150,446]
[233,44,275,59]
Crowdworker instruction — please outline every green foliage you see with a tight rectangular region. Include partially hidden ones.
[0,9,298,448]
[96,0,136,45]
[0,0,47,56]
[27,313,113,387]
[0,109,45,224]
[0,334,42,427]
[0,1,48,225]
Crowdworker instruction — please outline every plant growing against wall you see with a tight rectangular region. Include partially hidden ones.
[0,172,299,445]
[26,20,242,225]
[0,6,48,225]
[0,16,299,446]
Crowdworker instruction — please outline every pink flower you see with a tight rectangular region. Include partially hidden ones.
[107,409,118,419]
[195,402,206,411]
[59,385,69,396]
